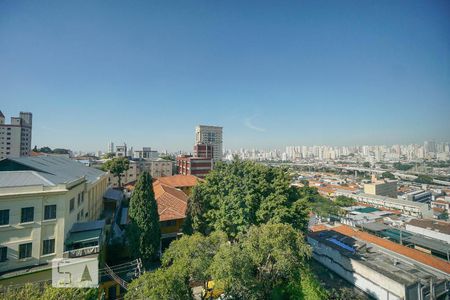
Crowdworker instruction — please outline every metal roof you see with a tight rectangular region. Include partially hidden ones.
[361,222,450,255]
[0,171,55,188]
[0,156,105,185]
[103,188,124,202]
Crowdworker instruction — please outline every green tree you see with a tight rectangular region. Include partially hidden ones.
[362,162,371,168]
[187,160,310,238]
[209,223,311,299]
[128,171,160,265]
[381,171,395,179]
[329,287,366,300]
[126,263,193,300]
[414,174,434,184]
[1,283,97,300]
[161,231,227,282]
[393,162,413,171]
[103,152,115,159]
[104,157,130,187]
[334,195,356,207]
[39,146,52,153]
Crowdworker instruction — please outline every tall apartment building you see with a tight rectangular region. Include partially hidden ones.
[0,156,108,275]
[195,125,223,161]
[0,111,32,160]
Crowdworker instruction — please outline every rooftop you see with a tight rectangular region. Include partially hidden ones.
[316,224,450,275]
[0,171,55,188]
[0,156,105,185]
[153,181,188,222]
[407,219,450,235]
[156,174,201,188]
[361,222,450,256]
[309,227,450,286]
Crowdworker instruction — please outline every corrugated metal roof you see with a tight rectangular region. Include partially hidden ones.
[0,156,105,185]
[0,171,55,187]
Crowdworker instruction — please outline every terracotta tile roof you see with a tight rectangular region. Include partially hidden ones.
[320,225,450,275]
[157,174,202,188]
[153,181,188,222]
[31,151,45,156]
[310,224,329,232]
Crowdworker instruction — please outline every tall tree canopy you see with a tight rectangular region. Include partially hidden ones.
[210,223,311,299]
[128,171,160,266]
[126,232,226,300]
[127,224,313,300]
[1,283,97,300]
[184,159,309,238]
[104,157,130,187]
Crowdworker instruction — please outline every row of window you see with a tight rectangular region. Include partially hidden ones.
[0,239,55,262]
[0,205,56,225]
[70,192,84,213]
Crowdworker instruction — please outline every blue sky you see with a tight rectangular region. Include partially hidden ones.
[1,0,449,152]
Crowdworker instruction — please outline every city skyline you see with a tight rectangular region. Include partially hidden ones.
[1,1,450,151]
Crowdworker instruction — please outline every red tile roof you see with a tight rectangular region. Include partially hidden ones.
[157,174,201,188]
[153,181,188,222]
[313,224,450,275]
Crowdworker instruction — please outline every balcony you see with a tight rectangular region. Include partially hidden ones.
[63,245,100,258]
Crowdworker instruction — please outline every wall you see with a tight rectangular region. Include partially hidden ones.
[308,237,405,300]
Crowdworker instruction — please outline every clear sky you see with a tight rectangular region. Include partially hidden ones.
[1,0,449,152]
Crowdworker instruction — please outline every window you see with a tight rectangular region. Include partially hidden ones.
[77,193,81,206]
[42,239,55,255]
[44,205,56,220]
[21,207,34,223]
[70,198,75,212]
[0,247,7,262]
[19,243,32,259]
[0,209,9,225]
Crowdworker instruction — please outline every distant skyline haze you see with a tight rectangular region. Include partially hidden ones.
[1,0,449,152]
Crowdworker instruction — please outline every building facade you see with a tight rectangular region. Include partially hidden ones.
[176,155,213,178]
[195,125,223,161]
[364,178,398,198]
[0,111,32,160]
[335,190,432,218]
[0,156,108,274]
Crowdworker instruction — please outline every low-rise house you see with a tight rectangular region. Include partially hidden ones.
[152,180,188,251]
[156,174,201,196]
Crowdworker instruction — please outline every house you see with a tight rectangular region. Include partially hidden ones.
[152,180,188,251]
[156,174,202,196]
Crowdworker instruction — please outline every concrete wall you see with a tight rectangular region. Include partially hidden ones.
[308,237,404,300]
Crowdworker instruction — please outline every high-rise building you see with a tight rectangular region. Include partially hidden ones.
[0,111,32,160]
[195,125,223,161]
[108,141,114,154]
